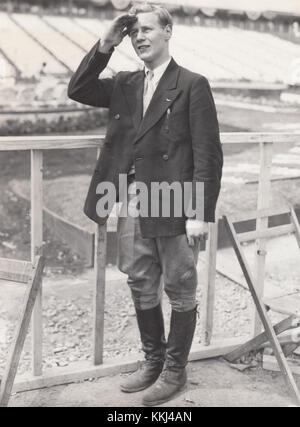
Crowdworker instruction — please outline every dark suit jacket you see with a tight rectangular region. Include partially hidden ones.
[68,42,223,238]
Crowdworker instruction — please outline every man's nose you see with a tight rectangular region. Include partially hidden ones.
[136,30,145,42]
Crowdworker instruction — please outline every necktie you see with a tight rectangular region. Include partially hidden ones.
[143,70,155,116]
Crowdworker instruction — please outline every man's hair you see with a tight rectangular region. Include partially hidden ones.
[129,2,173,29]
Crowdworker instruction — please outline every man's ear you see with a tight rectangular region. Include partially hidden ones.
[164,24,172,40]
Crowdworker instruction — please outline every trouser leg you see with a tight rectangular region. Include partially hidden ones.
[143,235,200,405]
[117,209,166,392]
[117,212,162,310]
[157,234,200,312]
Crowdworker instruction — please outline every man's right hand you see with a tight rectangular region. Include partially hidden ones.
[99,14,137,53]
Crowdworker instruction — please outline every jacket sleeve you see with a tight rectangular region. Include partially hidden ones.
[68,41,115,108]
[189,76,223,222]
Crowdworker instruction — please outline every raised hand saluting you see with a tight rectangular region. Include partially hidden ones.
[99,13,137,53]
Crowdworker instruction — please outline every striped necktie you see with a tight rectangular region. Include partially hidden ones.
[143,70,155,116]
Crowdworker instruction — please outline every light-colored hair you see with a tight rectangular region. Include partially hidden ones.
[129,2,173,29]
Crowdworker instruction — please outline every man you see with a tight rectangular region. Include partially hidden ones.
[68,3,223,406]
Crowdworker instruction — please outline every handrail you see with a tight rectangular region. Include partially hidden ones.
[1,132,300,151]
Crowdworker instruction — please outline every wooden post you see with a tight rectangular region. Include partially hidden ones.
[31,150,43,376]
[201,206,219,346]
[253,142,273,336]
[93,146,107,365]
[93,224,107,365]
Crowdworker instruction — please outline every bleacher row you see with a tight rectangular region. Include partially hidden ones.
[1,11,300,107]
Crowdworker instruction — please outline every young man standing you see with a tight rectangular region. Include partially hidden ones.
[68,3,223,406]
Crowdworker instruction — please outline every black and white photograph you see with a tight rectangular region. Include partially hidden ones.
[0,0,300,409]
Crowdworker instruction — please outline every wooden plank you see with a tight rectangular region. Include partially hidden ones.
[0,135,104,151]
[263,355,300,377]
[202,210,219,346]
[290,207,300,249]
[0,258,32,284]
[31,150,43,377]
[0,256,44,407]
[229,206,290,224]
[283,343,300,358]
[44,207,94,268]
[12,337,249,393]
[263,293,300,317]
[223,215,300,404]
[238,224,294,243]
[0,133,299,151]
[225,315,296,363]
[220,133,300,145]
[93,224,107,365]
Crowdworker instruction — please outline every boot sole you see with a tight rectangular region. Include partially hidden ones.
[120,379,158,394]
[142,383,187,406]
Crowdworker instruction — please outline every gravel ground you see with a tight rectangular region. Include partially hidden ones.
[0,263,255,376]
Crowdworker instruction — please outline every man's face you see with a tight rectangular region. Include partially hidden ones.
[129,12,171,68]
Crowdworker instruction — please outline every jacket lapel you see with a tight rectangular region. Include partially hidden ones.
[134,59,181,144]
[121,71,145,132]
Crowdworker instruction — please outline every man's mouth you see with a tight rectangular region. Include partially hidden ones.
[138,45,150,53]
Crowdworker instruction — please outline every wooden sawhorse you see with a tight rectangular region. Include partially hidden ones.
[223,206,300,405]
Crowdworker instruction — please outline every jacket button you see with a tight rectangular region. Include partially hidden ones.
[114,114,120,120]
[162,154,169,161]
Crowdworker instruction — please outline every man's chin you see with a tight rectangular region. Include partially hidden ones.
[138,51,152,62]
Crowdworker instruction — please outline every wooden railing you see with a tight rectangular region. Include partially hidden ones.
[0,132,300,392]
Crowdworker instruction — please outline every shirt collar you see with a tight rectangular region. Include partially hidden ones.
[144,57,172,88]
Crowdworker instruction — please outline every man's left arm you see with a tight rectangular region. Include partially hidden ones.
[186,75,223,242]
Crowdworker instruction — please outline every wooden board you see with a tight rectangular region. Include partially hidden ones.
[0,256,44,407]
[229,206,290,224]
[0,133,300,151]
[264,293,300,317]
[12,337,249,393]
[238,223,294,243]
[263,355,300,377]
[225,315,296,363]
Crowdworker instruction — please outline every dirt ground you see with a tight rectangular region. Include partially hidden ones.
[8,358,299,407]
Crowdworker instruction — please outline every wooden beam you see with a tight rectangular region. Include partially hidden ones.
[31,150,43,377]
[12,337,249,394]
[220,133,300,145]
[0,135,104,151]
[225,315,296,363]
[0,256,44,407]
[202,210,219,345]
[229,206,290,224]
[238,224,294,243]
[0,133,299,151]
[0,258,32,284]
[263,355,300,377]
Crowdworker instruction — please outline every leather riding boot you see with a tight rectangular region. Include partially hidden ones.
[142,306,197,406]
[120,304,166,393]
